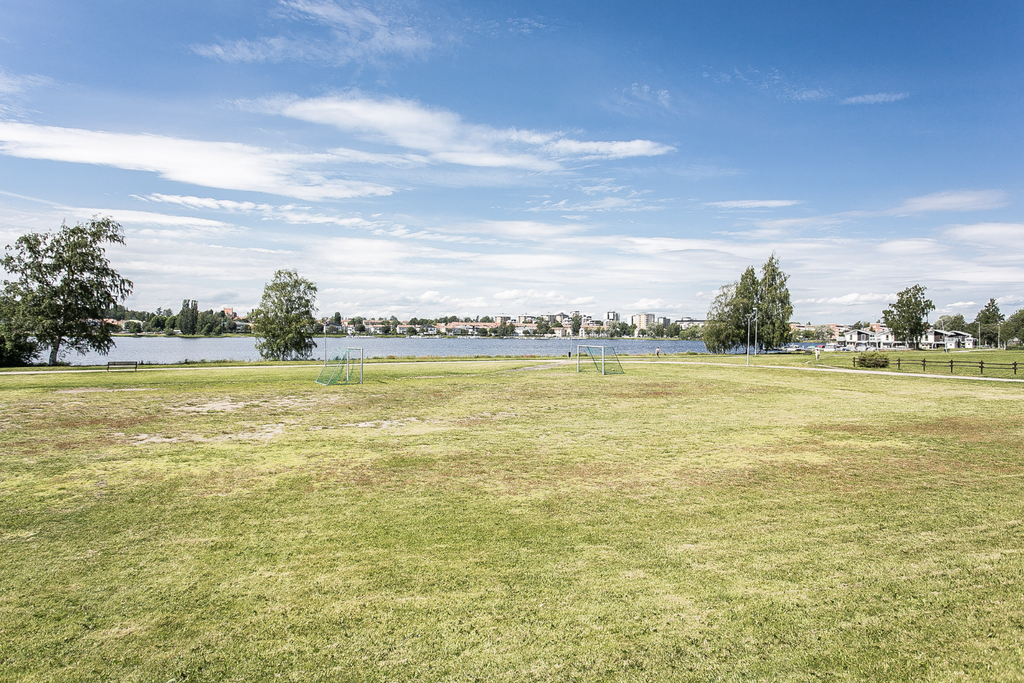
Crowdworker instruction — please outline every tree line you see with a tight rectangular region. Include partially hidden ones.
[3,220,1021,366]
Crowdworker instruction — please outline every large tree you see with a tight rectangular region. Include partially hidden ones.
[1003,308,1024,346]
[973,298,1004,346]
[250,269,318,361]
[703,255,793,354]
[757,254,794,351]
[1,217,133,365]
[882,285,934,349]
[177,299,198,335]
[703,283,743,353]
[935,313,968,331]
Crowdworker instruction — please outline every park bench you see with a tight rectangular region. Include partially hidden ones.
[106,360,138,372]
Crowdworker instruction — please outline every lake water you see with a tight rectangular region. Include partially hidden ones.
[67,336,728,365]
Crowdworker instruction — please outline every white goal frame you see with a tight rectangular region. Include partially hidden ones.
[576,345,624,375]
[316,347,364,385]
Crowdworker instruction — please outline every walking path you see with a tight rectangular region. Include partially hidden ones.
[624,359,1024,384]
[2,357,1022,384]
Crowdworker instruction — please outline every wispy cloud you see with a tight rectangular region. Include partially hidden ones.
[506,17,550,35]
[0,67,52,96]
[192,0,432,66]
[613,83,673,114]
[796,292,896,305]
[705,199,802,209]
[0,122,394,200]
[891,190,1008,214]
[842,92,909,105]
[944,222,1024,244]
[252,93,674,171]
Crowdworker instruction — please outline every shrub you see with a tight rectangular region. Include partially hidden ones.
[855,351,889,368]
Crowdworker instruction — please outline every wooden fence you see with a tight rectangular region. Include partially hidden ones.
[853,357,1018,375]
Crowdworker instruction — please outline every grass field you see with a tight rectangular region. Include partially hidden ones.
[1,358,1023,681]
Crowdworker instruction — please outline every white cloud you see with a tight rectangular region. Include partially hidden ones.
[942,301,977,310]
[875,238,944,255]
[944,222,1024,244]
[796,293,897,305]
[193,0,432,66]
[892,190,1008,214]
[630,298,669,310]
[842,92,909,105]
[0,121,394,200]
[255,93,673,171]
[705,199,802,209]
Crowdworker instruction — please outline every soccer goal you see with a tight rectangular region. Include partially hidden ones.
[316,347,364,385]
[576,345,624,375]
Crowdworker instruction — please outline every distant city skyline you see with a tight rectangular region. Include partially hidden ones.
[1,1,1022,320]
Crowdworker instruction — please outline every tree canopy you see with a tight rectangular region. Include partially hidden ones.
[250,270,318,361]
[882,285,934,349]
[972,299,1005,346]
[935,313,967,331]
[703,254,793,354]
[1,217,133,365]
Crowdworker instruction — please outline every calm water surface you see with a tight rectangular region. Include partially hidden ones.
[69,336,726,365]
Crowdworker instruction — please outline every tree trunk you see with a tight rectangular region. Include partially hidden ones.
[48,340,60,366]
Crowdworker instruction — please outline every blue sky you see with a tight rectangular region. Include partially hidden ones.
[1,1,1022,323]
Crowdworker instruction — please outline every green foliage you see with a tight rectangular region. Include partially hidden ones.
[494,320,516,337]
[177,300,198,335]
[0,216,133,365]
[535,319,552,335]
[757,253,794,351]
[935,313,967,331]
[882,285,935,349]
[1003,308,1024,345]
[973,298,1004,325]
[571,313,582,336]
[0,328,38,366]
[251,269,318,361]
[703,284,743,353]
[124,321,142,334]
[606,321,630,338]
[677,324,703,340]
[703,254,793,354]
[973,299,1004,346]
[854,351,889,368]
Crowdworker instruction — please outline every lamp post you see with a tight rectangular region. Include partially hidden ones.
[746,308,759,366]
[754,307,759,356]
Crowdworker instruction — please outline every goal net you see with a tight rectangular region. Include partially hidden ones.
[316,347,364,385]
[576,345,624,375]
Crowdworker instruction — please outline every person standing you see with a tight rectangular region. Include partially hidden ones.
[655,347,660,358]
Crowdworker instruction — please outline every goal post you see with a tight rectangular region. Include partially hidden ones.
[316,347,364,385]
[576,345,624,375]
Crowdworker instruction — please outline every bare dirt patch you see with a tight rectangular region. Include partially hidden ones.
[56,388,155,394]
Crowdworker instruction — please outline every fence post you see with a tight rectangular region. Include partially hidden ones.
[979,360,984,375]
[950,358,953,373]
[896,358,901,370]
[922,359,926,371]
[853,357,857,368]
[1014,361,1017,376]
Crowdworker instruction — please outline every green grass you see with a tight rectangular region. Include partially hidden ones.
[1,360,1023,681]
